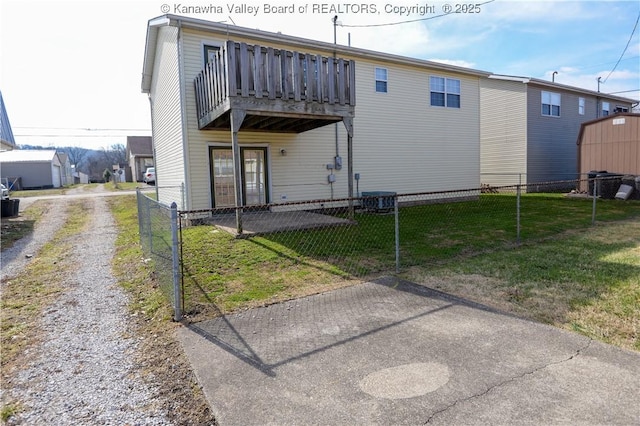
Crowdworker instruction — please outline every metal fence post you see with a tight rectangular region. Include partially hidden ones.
[592,176,598,224]
[136,189,144,247]
[170,202,182,321]
[147,199,153,253]
[516,174,521,245]
[394,195,400,273]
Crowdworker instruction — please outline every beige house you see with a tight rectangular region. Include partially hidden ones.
[141,15,488,213]
[126,136,154,182]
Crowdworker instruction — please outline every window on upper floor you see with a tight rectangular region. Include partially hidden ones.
[614,105,629,113]
[602,101,610,117]
[430,76,460,108]
[541,91,561,117]
[578,97,585,115]
[204,44,221,64]
[375,67,388,93]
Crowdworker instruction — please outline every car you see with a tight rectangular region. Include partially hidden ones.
[1,184,9,200]
[143,167,156,185]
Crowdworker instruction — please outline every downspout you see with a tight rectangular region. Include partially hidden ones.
[148,94,159,202]
[176,19,191,211]
[333,16,340,171]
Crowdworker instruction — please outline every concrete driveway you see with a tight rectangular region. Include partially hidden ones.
[178,277,640,425]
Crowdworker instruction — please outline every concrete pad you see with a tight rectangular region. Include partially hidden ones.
[177,277,640,425]
[204,211,354,235]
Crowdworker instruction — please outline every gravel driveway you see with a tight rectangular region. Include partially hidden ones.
[1,193,173,424]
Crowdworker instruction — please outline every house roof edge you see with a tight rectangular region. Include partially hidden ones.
[488,73,636,104]
[576,112,640,146]
[142,14,492,80]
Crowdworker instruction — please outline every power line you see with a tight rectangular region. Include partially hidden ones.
[603,11,640,83]
[578,55,639,72]
[606,89,640,95]
[340,0,495,28]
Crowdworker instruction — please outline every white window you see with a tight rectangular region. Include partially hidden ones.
[614,105,629,113]
[204,44,221,64]
[578,97,585,115]
[541,91,561,117]
[375,67,388,93]
[602,102,610,117]
[430,76,460,108]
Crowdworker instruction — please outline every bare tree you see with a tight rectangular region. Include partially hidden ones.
[62,147,91,168]
[101,143,127,166]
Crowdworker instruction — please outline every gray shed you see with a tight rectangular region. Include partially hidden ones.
[0,150,63,189]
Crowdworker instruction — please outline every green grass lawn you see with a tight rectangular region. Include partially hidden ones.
[179,194,639,332]
[406,219,640,351]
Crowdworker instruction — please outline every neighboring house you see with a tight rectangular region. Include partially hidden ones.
[0,150,64,189]
[142,14,489,213]
[71,165,90,184]
[480,75,635,187]
[57,152,73,186]
[126,136,154,182]
[576,112,640,183]
[0,91,17,152]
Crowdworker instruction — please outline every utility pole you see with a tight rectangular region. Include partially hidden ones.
[596,77,602,118]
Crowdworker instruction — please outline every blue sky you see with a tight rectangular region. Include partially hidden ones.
[1,0,638,149]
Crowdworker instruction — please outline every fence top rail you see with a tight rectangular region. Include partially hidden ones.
[137,189,176,210]
[179,178,616,216]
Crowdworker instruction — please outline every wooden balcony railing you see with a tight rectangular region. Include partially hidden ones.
[194,40,355,131]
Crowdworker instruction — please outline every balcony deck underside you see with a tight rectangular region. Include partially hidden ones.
[198,97,354,133]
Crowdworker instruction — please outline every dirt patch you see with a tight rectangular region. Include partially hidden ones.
[129,314,217,425]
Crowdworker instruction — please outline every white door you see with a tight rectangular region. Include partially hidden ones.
[52,165,62,188]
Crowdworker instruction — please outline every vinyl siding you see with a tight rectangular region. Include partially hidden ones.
[182,29,349,209]
[149,25,185,206]
[181,28,480,209]
[525,87,627,183]
[479,78,527,186]
[579,115,640,176]
[0,162,53,188]
[353,59,480,194]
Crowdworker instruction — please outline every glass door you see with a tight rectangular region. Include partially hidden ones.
[210,147,269,208]
[211,149,235,208]
[242,148,267,206]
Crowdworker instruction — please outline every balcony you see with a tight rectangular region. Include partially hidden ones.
[194,40,355,133]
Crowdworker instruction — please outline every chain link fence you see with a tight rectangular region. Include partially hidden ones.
[136,188,182,320]
[136,176,639,322]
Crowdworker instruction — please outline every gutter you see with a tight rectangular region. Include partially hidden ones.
[154,14,492,78]
[489,74,635,104]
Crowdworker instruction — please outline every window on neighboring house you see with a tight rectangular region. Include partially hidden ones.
[602,101,610,117]
[375,67,388,93]
[430,76,461,108]
[541,91,561,117]
[614,106,629,113]
[578,97,585,115]
[204,44,221,64]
